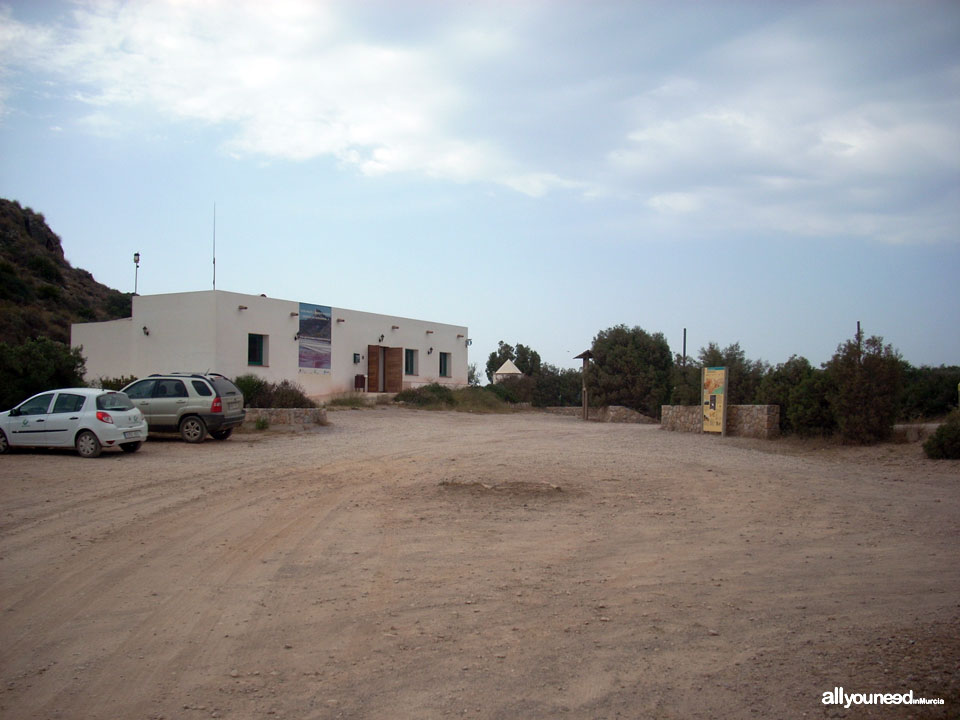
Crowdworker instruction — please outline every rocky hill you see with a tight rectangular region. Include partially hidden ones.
[0,199,132,345]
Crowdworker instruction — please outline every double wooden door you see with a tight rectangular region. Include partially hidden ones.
[367,345,402,393]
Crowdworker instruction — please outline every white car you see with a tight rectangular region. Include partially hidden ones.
[0,388,148,458]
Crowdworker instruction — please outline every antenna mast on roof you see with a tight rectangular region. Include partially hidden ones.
[212,202,216,290]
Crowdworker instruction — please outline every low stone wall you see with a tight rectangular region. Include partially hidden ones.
[660,406,701,433]
[241,407,328,431]
[728,405,780,439]
[660,405,780,439]
[543,406,657,424]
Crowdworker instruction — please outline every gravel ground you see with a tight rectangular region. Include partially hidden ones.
[1,408,958,719]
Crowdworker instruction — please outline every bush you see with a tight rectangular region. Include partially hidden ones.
[923,411,960,459]
[392,385,512,412]
[451,387,512,412]
[532,364,582,408]
[586,325,673,418]
[96,375,139,391]
[756,355,815,435]
[900,364,960,420]
[0,337,86,410]
[394,383,455,407]
[827,331,902,444]
[233,374,315,408]
[787,370,837,437]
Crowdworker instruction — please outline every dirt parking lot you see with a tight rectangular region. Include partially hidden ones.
[1,408,958,719]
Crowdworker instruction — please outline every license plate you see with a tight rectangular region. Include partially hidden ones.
[124,431,140,439]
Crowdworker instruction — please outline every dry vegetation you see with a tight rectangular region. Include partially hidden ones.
[1,409,957,719]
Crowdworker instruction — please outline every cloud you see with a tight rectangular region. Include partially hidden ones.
[0,0,956,240]
[0,0,581,197]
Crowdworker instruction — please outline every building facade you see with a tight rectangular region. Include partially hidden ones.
[71,290,470,400]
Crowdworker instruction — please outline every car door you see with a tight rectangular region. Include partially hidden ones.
[149,379,189,429]
[123,379,158,425]
[43,392,87,446]
[7,393,55,446]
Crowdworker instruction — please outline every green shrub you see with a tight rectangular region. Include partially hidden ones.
[451,387,512,412]
[233,374,315,408]
[255,416,269,431]
[96,375,138,391]
[827,331,902,444]
[756,355,815,434]
[233,374,269,406]
[104,292,133,319]
[923,411,960,459]
[271,380,316,408]
[787,370,837,437]
[0,337,86,410]
[394,383,455,407]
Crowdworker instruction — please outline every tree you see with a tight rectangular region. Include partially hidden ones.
[514,344,541,376]
[698,341,767,405]
[0,337,87,410]
[532,364,581,407]
[485,341,515,383]
[826,329,903,444]
[899,363,960,420]
[756,355,815,434]
[670,353,701,406]
[786,369,836,436]
[467,363,482,387]
[586,325,673,417]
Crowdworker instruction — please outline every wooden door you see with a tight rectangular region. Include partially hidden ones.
[385,347,403,393]
[367,345,379,393]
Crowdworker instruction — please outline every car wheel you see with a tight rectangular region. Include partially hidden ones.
[180,416,208,443]
[211,428,233,440]
[0,430,8,454]
[120,441,142,453]
[76,430,102,458]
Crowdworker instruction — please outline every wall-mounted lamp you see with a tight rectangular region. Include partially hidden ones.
[142,326,150,336]
[294,332,300,341]
[466,338,473,346]
[378,334,385,343]
[427,347,434,355]
[290,312,299,317]
[238,305,248,311]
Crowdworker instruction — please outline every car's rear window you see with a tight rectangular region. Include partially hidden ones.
[212,378,241,397]
[97,392,135,411]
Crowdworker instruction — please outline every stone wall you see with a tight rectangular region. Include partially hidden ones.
[241,407,328,431]
[660,405,780,439]
[728,405,780,439]
[543,406,657,424]
[660,405,701,433]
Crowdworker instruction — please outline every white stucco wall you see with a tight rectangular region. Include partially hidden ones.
[71,289,469,399]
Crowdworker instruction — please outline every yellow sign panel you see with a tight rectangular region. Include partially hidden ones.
[702,367,727,434]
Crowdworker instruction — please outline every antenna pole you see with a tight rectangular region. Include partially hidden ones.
[213,202,217,290]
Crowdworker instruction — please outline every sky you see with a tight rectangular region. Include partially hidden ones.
[0,0,958,373]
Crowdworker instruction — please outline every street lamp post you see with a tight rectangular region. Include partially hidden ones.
[133,252,140,295]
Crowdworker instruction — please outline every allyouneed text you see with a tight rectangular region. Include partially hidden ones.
[822,687,944,709]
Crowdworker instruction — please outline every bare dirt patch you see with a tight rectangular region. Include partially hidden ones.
[1,409,957,719]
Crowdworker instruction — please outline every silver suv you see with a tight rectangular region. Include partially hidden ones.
[121,373,245,442]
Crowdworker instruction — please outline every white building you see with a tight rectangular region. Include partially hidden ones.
[493,359,523,383]
[71,290,469,400]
